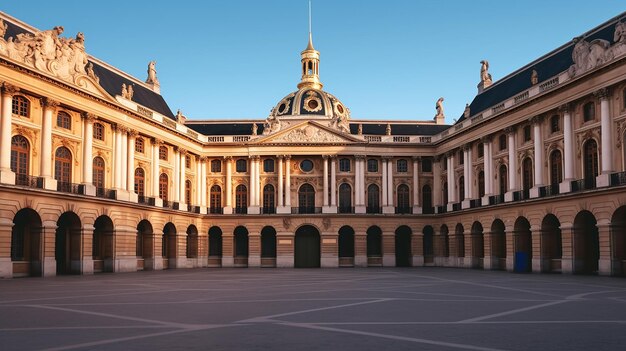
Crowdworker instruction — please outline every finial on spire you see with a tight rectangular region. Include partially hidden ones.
[298,0,322,89]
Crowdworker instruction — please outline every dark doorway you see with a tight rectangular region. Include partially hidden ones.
[11,208,42,277]
[261,226,277,267]
[514,217,532,273]
[574,210,599,274]
[56,212,81,275]
[295,225,320,268]
[93,216,114,273]
[423,225,434,264]
[234,226,249,267]
[208,226,222,267]
[366,226,383,266]
[395,226,412,267]
[338,226,355,267]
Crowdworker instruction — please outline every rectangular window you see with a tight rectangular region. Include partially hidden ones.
[339,158,351,172]
[211,159,222,173]
[523,125,531,142]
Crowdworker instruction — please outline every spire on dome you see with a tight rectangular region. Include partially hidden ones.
[298,1,323,89]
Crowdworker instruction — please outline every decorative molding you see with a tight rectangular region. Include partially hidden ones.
[43,97,60,109]
[593,87,610,100]
[1,82,19,95]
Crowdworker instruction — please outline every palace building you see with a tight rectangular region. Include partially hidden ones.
[0,10,625,278]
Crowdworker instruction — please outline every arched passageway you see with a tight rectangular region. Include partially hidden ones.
[541,214,562,273]
[395,226,412,267]
[513,217,532,273]
[423,225,434,265]
[162,223,177,269]
[136,220,153,270]
[234,226,249,267]
[440,225,449,258]
[491,219,506,270]
[366,226,383,266]
[186,225,198,262]
[573,211,599,274]
[56,212,82,275]
[93,216,114,273]
[295,225,320,268]
[11,208,42,277]
[471,221,484,269]
[261,226,277,267]
[611,206,626,276]
[455,224,465,259]
[338,226,355,267]
[208,226,223,267]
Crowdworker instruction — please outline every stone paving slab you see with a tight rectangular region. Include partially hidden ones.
[0,268,625,351]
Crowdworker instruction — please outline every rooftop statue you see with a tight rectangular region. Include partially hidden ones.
[435,97,445,118]
[146,61,159,85]
[480,60,492,85]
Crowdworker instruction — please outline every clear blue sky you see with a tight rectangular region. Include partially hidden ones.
[2,1,625,123]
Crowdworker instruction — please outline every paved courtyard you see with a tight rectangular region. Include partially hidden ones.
[0,268,625,351]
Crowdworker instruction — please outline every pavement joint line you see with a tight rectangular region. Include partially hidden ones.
[456,300,571,323]
[565,289,626,300]
[0,325,172,331]
[293,320,626,325]
[236,298,393,323]
[0,288,188,305]
[275,321,509,351]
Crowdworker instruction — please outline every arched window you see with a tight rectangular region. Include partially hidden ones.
[396,159,408,173]
[235,184,247,213]
[367,159,378,173]
[11,135,30,183]
[210,185,222,213]
[458,176,465,201]
[134,168,145,196]
[54,147,72,185]
[499,134,507,151]
[397,184,410,213]
[12,95,29,117]
[56,111,71,130]
[339,183,352,213]
[422,184,432,212]
[211,159,222,173]
[421,158,432,172]
[550,115,560,133]
[263,159,274,173]
[339,158,351,172]
[236,159,247,173]
[583,102,595,122]
[550,150,563,185]
[583,139,599,180]
[159,145,168,161]
[135,137,144,153]
[263,184,275,213]
[93,157,105,190]
[298,183,315,213]
[478,171,485,197]
[499,165,508,194]
[442,182,448,204]
[93,122,104,141]
[367,184,380,213]
[522,157,533,190]
[159,173,168,201]
[185,179,192,204]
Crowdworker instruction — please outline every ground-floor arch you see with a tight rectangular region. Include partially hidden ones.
[611,206,626,276]
[338,225,355,267]
[514,216,532,273]
[541,214,562,273]
[163,223,177,269]
[573,210,599,274]
[366,226,382,266]
[261,226,277,267]
[423,225,434,264]
[491,219,506,270]
[234,226,249,267]
[56,211,82,275]
[295,225,320,268]
[471,221,484,269]
[208,226,223,267]
[395,225,411,267]
[136,220,153,270]
[455,223,465,259]
[186,225,198,259]
[93,215,114,273]
[11,208,42,277]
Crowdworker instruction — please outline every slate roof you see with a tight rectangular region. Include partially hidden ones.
[186,120,449,136]
[457,12,625,124]
[2,16,175,119]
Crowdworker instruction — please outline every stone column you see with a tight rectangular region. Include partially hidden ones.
[179,149,187,210]
[248,156,260,214]
[505,225,515,272]
[127,130,138,202]
[482,232,494,270]
[172,147,180,203]
[381,158,388,207]
[248,232,261,267]
[386,158,394,208]
[462,145,471,209]
[412,232,424,266]
[531,225,542,273]
[200,157,208,214]
[560,104,574,193]
[382,230,396,266]
[412,156,421,214]
[224,156,233,214]
[322,155,331,212]
[285,156,292,208]
[482,137,493,205]
[40,221,58,277]
[505,127,517,202]
[40,98,59,190]
[330,156,337,208]
[80,224,95,275]
[446,153,456,211]
[0,218,13,278]
[151,139,162,207]
[596,89,613,187]
[81,113,96,196]
[355,155,366,214]
[597,221,612,275]
[277,156,288,213]
[113,126,122,189]
[195,156,201,206]
[0,84,18,185]
[433,157,442,210]
[530,116,545,198]
[121,129,128,191]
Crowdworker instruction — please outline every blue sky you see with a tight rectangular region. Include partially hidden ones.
[2,1,624,123]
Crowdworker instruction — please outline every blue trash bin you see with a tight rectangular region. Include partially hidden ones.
[514,252,529,272]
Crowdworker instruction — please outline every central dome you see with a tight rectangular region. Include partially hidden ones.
[270,88,350,121]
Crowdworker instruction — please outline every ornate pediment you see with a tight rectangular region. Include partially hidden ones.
[254,121,363,145]
[0,18,112,100]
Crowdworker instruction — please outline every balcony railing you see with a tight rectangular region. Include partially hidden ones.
[338,206,355,214]
[395,206,412,214]
[137,195,152,205]
[57,181,81,194]
[422,206,435,214]
[610,171,626,187]
[261,207,275,214]
[95,187,116,199]
[571,178,596,192]
[513,189,530,201]
[235,207,247,214]
[15,174,43,188]
[489,194,505,205]
[189,206,201,214]
[209,207,224,214]
[292,206,322,214]
[539,184,560,197]
[366,206,382,214]
[470,199,482,208]
[162,200,174,209]
[452,203,462,212]
[437,206,447,214]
